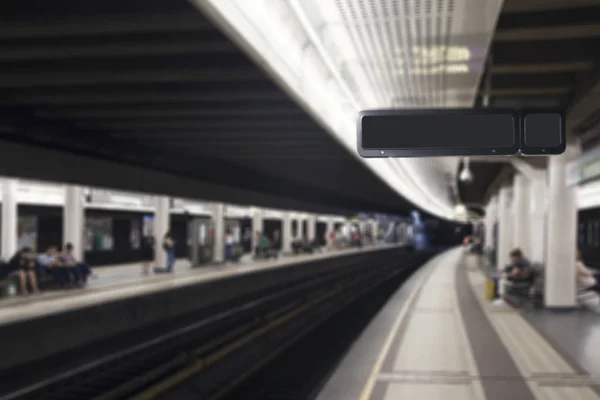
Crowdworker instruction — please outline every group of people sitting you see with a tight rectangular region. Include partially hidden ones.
[254,231,281,260]
[496,248,600,302]
[1,244,92,296]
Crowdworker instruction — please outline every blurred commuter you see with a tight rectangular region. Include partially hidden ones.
[225,229,234,262]
[9,247,39,295]
[498,248,532,299]
[141,234,155,275]
[38,246,67,287]
[270,230,281,259]
[327,230,336,250]
[62,243,91,286]
[163,232,176,272]
[255,232,270,259]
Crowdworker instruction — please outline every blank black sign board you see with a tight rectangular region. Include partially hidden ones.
[357,108,565,157]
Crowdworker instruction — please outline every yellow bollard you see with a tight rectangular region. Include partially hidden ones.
[485,279,496,301]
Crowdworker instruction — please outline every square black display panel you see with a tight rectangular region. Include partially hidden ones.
[357,109,520,157]
[521,111,565,155]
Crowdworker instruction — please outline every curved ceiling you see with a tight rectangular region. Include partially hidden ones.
[195,0,505,219]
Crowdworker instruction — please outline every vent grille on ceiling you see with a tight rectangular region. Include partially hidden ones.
[334,0,459,107]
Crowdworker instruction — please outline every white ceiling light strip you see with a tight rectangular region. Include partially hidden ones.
[287,0,452,215]
[191,0,503,218]
[193,0,446,216]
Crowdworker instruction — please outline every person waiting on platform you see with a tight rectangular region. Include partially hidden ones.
[162,232,175,272]
[254,232,271,259]
[576,250,600,294]
[270,230,281,259]
[9,247,39,295]
[225,229,234,262]
[38,246,67,288]
[141,234,155,275]
[62,243,92,286]
[498,248,532,300]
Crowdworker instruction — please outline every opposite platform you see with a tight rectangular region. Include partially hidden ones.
[0,245,394,327]
[318,248,600,400]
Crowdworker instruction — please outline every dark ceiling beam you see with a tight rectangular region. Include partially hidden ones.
[4,92,287,106]
[497,4,600,28]
[109,129,323,138]
[483,88,571,97]
[40,106,306,119]
[502,0,600,13]
[77,120,319,131]
[0,53,255,70]
[0,67,266,88]
[0,40,238,61]
[0,13,212,39]
[491,39,597,64]
[491,72,575,88]
[495,24,600,42]
[492,61,593,74]
[487,96,563,107]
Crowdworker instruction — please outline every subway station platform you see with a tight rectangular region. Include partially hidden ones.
[0,246,384,327]
[318,249,600,400]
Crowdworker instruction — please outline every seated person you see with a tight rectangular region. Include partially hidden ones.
[576,250,600,293]
[9,247,39,295]
[61,243,91,286]
[498,248,532,299]
[38,246,68,288]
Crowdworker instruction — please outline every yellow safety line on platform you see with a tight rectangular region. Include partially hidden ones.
[358,263,437,400]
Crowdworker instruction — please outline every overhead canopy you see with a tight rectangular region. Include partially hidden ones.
[0,0,424,216]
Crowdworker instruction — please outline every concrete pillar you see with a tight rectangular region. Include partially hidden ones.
[63,185,84,261]
[496,183,513,271]
[512,173,530,257]
[282,212,293,254]
[529,174,547,263]
[307,214,317,241]
[1,179,18,259]
[213,203,225,263]
[545,144,579,308]
[251,208,263,249]
[154,196,170,268]
[484,195,497,252]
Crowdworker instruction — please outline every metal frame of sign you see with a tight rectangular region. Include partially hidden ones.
[519,108,566,155]
[356,108,564,158]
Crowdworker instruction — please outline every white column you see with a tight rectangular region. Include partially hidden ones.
[307,214,317,241]
[1,179,18,259]
[545,144,579,308]
[251,208,263,249]
[484,195,497,252]
[282,212,293,254]
[512,173,530,257]
[63,185,84,261]
[529,174,547,263]
[154,196,170,268]
[213,203,225,263]
[496,183,513,271]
